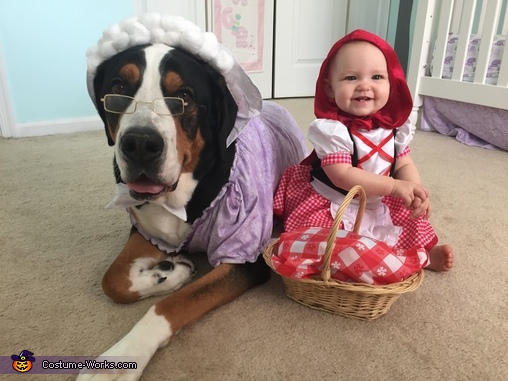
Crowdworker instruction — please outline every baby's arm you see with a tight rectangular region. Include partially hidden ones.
[393,154,432,217]
[392,154,421,183]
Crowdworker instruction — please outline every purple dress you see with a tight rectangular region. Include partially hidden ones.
[184,101,306,266]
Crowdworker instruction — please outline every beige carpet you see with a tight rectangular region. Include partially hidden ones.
[1,97,507,381]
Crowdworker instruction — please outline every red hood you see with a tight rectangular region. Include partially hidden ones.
[314,29,412,130]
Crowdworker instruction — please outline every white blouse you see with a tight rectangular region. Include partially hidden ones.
[308,118,413,175]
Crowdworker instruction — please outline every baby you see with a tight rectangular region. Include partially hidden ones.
[274,30,453,272]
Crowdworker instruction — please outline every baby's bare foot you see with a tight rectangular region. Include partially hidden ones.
[425,244,454,271]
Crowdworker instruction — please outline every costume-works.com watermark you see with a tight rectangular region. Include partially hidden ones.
[2,351,139,374]
[41,358,138,371]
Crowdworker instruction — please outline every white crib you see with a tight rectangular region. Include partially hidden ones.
[406,0,508,150]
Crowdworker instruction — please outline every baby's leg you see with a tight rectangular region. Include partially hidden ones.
[425,245,454,271]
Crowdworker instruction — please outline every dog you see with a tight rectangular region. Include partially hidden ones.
[77,14,306,380]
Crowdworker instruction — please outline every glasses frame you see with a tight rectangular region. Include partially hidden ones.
[100,94,189,116]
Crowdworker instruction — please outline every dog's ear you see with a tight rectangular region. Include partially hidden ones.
[214,76,238,162]
[92,62,115,146]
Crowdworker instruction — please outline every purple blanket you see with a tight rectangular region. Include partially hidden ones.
[422,96,508,151]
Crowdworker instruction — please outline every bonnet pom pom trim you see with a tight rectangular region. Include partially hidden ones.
[138,12,162,30]
[87,13,245,86]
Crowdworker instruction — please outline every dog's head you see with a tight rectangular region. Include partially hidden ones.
[86,14,262,202]
[93,43,237,200]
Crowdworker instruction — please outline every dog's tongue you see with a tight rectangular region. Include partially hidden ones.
[127,180,164,194]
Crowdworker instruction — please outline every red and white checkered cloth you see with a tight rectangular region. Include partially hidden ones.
[271,227,429,285]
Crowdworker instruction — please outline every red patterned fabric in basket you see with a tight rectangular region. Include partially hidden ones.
[271,227,429,285]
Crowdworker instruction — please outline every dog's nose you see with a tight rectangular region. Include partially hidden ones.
[120,129,164,164]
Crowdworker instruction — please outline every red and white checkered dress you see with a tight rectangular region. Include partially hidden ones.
[273,119,438,252]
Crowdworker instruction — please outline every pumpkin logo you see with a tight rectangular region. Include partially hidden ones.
[11,350,35,373]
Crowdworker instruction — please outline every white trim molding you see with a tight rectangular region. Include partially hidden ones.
[16,116,103,138]
[0,48,17,138]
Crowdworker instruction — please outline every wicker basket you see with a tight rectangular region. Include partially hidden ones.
[264,185,424,320]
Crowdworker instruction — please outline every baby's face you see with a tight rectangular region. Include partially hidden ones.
[326,41,390,117]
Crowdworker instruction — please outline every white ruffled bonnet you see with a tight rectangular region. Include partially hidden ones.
[86,13,262,146]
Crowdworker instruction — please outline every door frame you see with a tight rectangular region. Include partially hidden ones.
[137,0,209,30]
[134,0,147,14]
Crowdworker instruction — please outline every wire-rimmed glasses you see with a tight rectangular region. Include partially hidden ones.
[101,94,188,116]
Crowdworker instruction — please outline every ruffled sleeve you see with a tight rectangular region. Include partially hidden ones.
[308,119,354,159]
[395,119,413,156]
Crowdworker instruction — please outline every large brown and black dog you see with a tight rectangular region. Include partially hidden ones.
[77,14,306,380]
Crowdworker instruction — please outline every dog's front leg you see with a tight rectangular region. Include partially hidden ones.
[77,260,269,381]
[76,304,169,381]
[101,230,196,303]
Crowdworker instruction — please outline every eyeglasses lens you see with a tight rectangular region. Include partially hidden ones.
[105,95,136,114]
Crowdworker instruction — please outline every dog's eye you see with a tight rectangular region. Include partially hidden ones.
[177,90,192,102]
[111,82,125,94]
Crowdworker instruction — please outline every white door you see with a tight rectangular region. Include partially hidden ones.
[141,0,274,98]
[274,0,391,98]
[273,0,348,98]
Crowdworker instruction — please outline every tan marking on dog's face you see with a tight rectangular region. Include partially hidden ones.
[106,118,120,144]
[104,63,143,144]
[176,120,205,173]
[163,72,184,93]
[119,63,142,89]
[162,71,204,172]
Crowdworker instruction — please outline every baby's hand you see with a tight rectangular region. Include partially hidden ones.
[409,196,432,219]
[390,180,428,207]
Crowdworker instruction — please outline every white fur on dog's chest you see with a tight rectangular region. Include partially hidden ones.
[129,173,198,251]
[131,203,190,249]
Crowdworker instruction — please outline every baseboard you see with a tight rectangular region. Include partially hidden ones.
[16,117,103,138]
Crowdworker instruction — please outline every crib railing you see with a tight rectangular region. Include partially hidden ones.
[407,0,508,124]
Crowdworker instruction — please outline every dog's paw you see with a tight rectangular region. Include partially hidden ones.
[75,353,143,381]
[75,342,146,381]
[77,306,170,381]
[130,255,197,298]
[76,353,143,381]
[147,254,197,286]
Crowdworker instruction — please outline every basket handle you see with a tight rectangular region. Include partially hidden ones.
[322,185,366,283]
